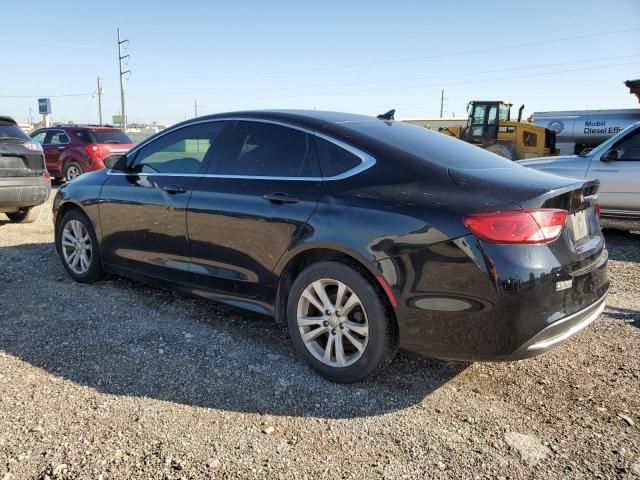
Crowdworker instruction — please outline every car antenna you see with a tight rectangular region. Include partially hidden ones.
[377,109,395,121]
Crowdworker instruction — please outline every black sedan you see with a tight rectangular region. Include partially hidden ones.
[53,110,609,382]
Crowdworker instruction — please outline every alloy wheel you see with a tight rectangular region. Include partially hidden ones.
[66,165,81,181]
[296,279,369,368]
[61,219,92,275]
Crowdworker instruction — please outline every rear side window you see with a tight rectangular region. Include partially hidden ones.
[75,130,93,143]
[0,123,29,141]
[46,131,70,145]
[345,120,517,169]
[316,137,361,177]
[217,121,317,177]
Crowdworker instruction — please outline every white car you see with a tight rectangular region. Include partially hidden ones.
[520,121,640,231]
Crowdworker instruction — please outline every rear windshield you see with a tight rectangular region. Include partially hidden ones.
[0,123,30,142]
[344,120,516,169]
[77,129,132,144]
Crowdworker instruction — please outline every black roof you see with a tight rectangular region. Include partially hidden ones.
[0,116,18,125]
[178,109,379,133]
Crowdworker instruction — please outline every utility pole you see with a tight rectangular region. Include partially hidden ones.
[117,28,130,131]
[194,99,198,118]
[96,77,103,125]
[440,89,444,118]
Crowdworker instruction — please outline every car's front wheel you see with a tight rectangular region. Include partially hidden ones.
[287,261,399,383]
[56,210,103,283]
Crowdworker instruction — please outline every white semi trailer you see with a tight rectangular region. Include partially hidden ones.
[531,108,640,155]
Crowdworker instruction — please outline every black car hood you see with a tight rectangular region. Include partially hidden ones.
[448,164,595,210]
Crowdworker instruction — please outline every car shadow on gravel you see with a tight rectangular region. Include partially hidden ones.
[605,306,640,328]
[0,242,467,419]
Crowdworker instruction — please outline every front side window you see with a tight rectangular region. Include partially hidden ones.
[131,122,225,174]
[30,131,47,143]
[498,104,510,122]
[487,105,498,126]
[615,130,640,161]
[217,121,315,177]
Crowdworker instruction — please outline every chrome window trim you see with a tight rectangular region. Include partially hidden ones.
[113,117,376,181]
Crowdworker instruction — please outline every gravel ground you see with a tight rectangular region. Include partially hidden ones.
[0,187,639,479]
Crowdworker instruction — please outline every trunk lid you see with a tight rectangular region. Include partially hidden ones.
[449,164,605,279]
[0,139,46,178]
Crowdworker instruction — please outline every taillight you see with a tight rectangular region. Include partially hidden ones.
[23,142,43,152]
[42,170,51,179]
[85,144,101,159]
[595,202,601,219]
[463,209,568,244]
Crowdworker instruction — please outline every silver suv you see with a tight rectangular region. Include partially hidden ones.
[520,121,640,231]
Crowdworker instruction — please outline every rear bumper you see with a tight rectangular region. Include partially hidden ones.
[509,289,607,359]
[379,234,609,362]
[0,177,50,211]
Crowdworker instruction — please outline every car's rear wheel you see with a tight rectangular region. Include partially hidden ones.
[56,210,103,283]
[64,161,83,182]
[287,261,398,383]
[5,204,43,223]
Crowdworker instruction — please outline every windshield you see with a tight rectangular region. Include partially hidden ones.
[80,129,132,144]
[344,120,516,169]
[0,123,30,142]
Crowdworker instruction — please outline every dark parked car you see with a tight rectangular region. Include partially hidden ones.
[53,110,609,382]
[30,125,133,181]
[0,116,51,223]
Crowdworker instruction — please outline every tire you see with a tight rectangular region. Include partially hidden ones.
[486,143,516,160]
[55,209,103,283]
[63,161,84,182]
[5,204,44,223]
[287,261,399,383]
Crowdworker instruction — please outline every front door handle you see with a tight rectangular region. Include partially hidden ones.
[263,192,299,204]
[162,184,187,194]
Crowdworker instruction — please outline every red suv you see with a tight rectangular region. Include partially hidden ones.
[30,125,133,181]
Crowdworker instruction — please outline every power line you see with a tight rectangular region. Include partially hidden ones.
[127,60,640,102]
[126,53,640,98]
[133,27,640,81]
[0,92,93,98]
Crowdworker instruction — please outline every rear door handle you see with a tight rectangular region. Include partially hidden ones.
[263,192,299,204]
[58,146,66,150]
[162,184,187,194]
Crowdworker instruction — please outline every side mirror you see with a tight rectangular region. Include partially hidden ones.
[106,154,129,171]
[601,148,619,162]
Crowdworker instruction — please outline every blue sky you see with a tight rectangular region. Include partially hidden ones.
[2,0,639,125]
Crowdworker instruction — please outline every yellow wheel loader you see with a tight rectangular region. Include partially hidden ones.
[439,101,559,160]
